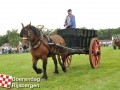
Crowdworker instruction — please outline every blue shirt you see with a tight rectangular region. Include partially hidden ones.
[64,15,76,28]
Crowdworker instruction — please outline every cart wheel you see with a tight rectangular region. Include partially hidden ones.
[57,55,72,67]
[89,38,101,68]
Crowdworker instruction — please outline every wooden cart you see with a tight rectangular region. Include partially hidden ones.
[49,28,101,68]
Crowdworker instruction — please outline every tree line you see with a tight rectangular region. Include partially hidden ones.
[97,27,120,40]
[0,29,20,47]
[0,27,120,46]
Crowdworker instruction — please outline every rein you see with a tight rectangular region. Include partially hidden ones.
[21,26,56,51]
[31,36,42,48]
[22,30,43,49]
[22,36,41,49]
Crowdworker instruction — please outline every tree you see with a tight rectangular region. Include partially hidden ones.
[6,29,19,47]
[0,35,8,46]
[97,28,120,40]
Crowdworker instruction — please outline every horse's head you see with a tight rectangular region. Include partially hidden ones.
[114,36,120,43]
[113,36,120,46]
[20,23,42,49]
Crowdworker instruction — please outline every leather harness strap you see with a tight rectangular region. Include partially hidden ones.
[31,30,43,49]
[43,34,57,55]
[31,36,41,48]
[26,30,57,54]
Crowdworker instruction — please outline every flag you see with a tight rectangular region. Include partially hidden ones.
[0,74,12,88]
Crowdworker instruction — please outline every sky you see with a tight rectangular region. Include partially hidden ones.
[0,0,120,35]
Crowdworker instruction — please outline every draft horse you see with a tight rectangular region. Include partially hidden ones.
[20,23,68,80]
[113,36,120,49]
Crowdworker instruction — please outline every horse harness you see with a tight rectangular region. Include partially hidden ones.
[29,30,43,48]
[28,30,58,55]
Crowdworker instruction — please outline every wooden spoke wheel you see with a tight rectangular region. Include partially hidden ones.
[58,55,72,67]
[89,38,101,68]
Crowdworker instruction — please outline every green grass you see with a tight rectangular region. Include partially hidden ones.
[0,47,120,90]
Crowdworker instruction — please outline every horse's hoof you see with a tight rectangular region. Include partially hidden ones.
[41,76,48,80]
[40,78,47,81]
[54,70,59,74]
[62,67,66,72]
[37,68,43,74]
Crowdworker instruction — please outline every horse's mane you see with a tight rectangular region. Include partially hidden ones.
[30,25,41,36]
[20,25,41,37]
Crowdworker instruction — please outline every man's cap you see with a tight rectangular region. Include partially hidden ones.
[67,9,72,12]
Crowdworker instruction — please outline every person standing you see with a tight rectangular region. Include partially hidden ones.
[64,9,76,28]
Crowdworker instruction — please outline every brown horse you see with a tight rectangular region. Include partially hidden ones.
[20,23,67,80]
[113,36,120,49]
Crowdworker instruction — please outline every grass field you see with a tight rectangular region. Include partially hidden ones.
[0,47,120,90]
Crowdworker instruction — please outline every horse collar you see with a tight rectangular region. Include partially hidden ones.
[32,41,41,48]
[31,36,42,49]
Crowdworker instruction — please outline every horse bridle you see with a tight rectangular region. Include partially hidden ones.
[114,37,120,42]
[22,28,43,48]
